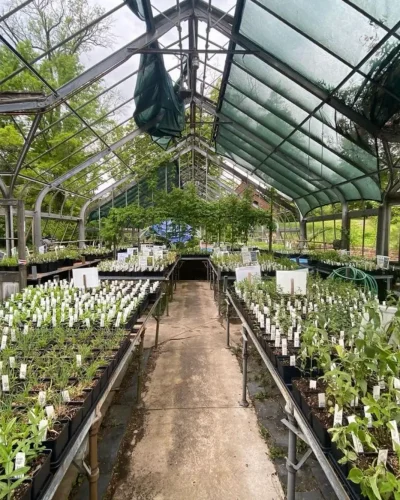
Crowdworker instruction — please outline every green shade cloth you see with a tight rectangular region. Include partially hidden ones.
[134,50,185,149]
[213,0,397,215]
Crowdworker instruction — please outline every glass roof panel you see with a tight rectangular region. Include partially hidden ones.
[348,1,400,29]
[255,0,387,67]
[240,0,351,87]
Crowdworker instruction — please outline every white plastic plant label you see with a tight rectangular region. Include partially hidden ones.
[62,390,70,403]
[318,393,326,408]
[14,452,25,479]
[377,449,388,466]
[23,325,28,336]
[38,391,46,407]
[389,420,400,449]
[76,355,82,367]
[38,419,48,441]
[333,404,343,426]
[1,335,7,350]
[9,357,15,369]
[347,415,364,453]
[309,380,317,390]
[373,385,381,400]
[20,364,27,380]
[274,333,281,347]
[2,374,9,392]
[281,338,287,356]
[294,333,300,348]
[290,355,296,367]
[45,405,55,418]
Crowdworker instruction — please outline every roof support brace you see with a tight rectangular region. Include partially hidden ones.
[33,116,164,249]
[10,114,41,195]
[0,2,196,114]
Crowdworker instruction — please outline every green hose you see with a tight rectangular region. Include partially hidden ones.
[328,266,378,295]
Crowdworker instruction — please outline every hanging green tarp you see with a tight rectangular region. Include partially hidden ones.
[125,0,145,20]
[133,49,185,149]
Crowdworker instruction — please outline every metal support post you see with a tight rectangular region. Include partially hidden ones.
[299,218,307,249]
[78,218,85,249]
[286,408,298,500]
[136,329,145,407]
[17,200,27,289]
[154,300,161,348]
[239,326,249,408]
[165,284,169,317]
[376,200,391,256]
[226,300,230,348]
[341,201,350,251]
[88,414,101,500]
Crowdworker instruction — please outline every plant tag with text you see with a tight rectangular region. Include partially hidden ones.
[9,357,15,369]
[274,332,281,347]
[38,420,48,441]
[389,420,400,449]
[19,364,27,380]
[45,405,55,418]
[318,393,326,408]
[0,335,7,350]
[294,333,300,348]
[62,390,70,403]
[309,380,317,390]
[378,449,388,466]
[2,374,9,392]
[38,391,46,407]
[347,415,364,453]
[333,404,343,426]
[76,355,82,367]
[290,355,296,366]
[281,338,287,356]
[14,452,25,479]
[373,385,381,400]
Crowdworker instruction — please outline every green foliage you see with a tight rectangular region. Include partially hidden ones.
[99,184,275,246]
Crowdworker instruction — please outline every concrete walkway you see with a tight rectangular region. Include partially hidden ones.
[109,281,283,500]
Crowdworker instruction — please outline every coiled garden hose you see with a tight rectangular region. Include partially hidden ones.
[328,266,378,295]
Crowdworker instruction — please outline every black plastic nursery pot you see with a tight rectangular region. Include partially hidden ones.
[13,480,32,500]
[66,402,85,439]
[276,356,301,384]
[90,377,101,403]
[73,389,93,418]
[36,263,48,273]
[44,420,70,466]
[291,379,302,407]
[311,410,332,450]
[31,449,52,500]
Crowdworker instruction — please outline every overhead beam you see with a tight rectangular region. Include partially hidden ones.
[0,1,196,114]
[304,208,379,222]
